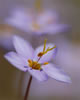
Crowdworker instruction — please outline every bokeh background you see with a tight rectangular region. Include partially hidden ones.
[0,0,80,100]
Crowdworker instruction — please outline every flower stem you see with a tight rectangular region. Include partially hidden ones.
[24,75,32,100]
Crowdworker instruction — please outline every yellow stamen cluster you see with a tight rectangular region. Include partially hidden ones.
[28,59,48,70]
[38,39,56,57]
[28,59,41,70]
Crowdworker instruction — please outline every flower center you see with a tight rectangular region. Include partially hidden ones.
[28,39,56,70]
[32,22,40,31]
[28,59,48,70]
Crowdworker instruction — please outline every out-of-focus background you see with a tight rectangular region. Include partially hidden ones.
[0,0,80,100]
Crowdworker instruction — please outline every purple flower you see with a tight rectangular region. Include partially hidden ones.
[4,36,71,82]
[5,7,69,35]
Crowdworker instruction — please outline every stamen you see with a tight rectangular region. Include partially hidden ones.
[28,59,33,67]
[38,52,43,57]
[43,62,49,65]
[28,59,32,64]
[28,59,41,70]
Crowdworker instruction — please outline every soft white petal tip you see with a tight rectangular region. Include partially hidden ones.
[61,76,72,84]
[66,77,72,84]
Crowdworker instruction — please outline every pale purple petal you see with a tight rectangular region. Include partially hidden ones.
[37,11,58,26]
[42,63,71,83]
[33,43,57,63]
[13,35,34,59]
[43,24,69,34]
[5,8,32,32]
[0,36,13,50]
[4,52,28,72]
[28,69,48,81]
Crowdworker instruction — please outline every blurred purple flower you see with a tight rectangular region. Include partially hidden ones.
[4,36,71,83]
[5,7,69,35]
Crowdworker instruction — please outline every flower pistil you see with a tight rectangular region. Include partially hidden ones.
[38,39,56,57]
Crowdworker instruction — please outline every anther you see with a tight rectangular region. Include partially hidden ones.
[28,59,32,64]
[43,62,49,65]
[38,52,43,57]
